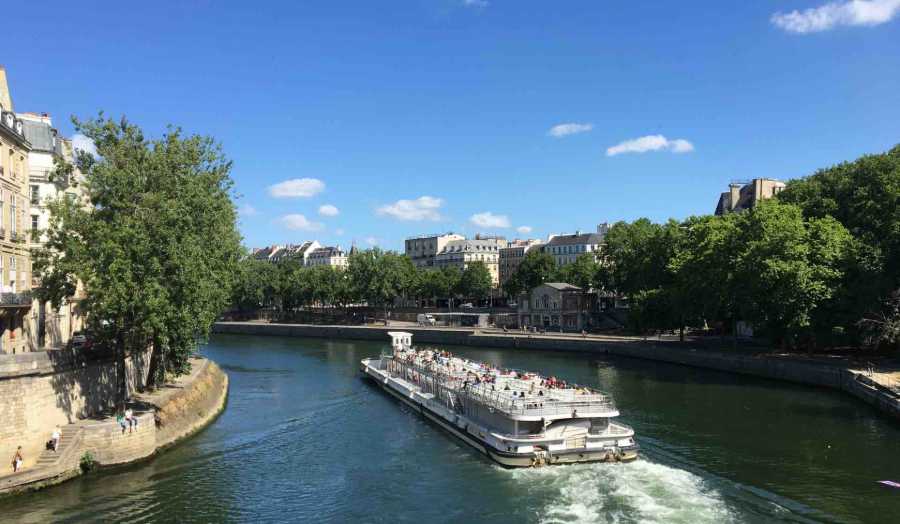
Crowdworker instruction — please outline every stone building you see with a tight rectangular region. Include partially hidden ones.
[251,240,322,265]
[404,232,464,269]
[434,236,505,287]
[544,231,604,267]
[0,67,34,354]
[517,282,589,331]
[714,178,786,215]
[306,246,348,268]
[499,239,542,288]
[19,112,86,349]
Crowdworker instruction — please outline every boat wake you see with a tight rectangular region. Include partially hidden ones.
[510,459,734,524]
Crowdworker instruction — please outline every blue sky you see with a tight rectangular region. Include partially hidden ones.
[6,1,900,251]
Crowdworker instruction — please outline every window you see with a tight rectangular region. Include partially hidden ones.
[31,215,39,235]
[10,197,15,235]
[30,185,39,205]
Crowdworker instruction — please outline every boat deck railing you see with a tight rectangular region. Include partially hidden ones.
[383,355,617,417]
[459,384,617,417]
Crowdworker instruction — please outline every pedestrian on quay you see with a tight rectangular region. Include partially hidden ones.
[116,410,127,434]
[51,425,61,452]
[12,446,23,472]
[125,407,138,432]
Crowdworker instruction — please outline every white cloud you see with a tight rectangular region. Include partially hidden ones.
[268,178,325,198]
[470,212,511,229]
[463,0,489,7]
[547,122,594,138]
[335,228,345,236]
[365,236,379,246]
[318,204,339,217]
[71,133,97,157]
[276,214,324,232]
[517,226,533,234]
[772,0,900,33]
[238,204,258,216]
[377,196,443,221]
[606,135,695,156]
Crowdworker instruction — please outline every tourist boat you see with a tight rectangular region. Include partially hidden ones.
[360,332,639,467]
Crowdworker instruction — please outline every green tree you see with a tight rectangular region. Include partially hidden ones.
[778,144,900,345]
[458,261,492,302]
[734,201,852,347]
[511,250,557,294]
[232,257,279,312]
[34,116,242,399]
[555,252,600,289]
[348,249,416,320]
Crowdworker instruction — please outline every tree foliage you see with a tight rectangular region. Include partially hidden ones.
[34,116,242,397]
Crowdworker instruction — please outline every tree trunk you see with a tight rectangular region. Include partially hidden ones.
[115,328,128,407]
[145,333,163,391]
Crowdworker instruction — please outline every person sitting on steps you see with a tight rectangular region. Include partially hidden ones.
[12,446,23,473]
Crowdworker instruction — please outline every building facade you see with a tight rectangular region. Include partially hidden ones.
[517,283,588,331]
[434,236,505,287]
[543,231,604,266]
[306,246,348,268]
[404,233,464,269]
[715,178,786,215]
[499,239,542,288]
[0,68,34,354]
[20,112,86,349]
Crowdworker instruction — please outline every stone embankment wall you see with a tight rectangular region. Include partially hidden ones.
[0,348,149,475]
[0,356,228,496]
[213,322,900,420]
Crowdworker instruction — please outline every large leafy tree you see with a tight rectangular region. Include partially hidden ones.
[233,257,280,312]
[458,261,492,301]
[34,116,242,399]
[509,250,557,295]
[348,248,416,318]
[735,201,852,347]
[778,144,900,346]
[555,252,600,290]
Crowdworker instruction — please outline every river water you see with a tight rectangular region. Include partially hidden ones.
[4,334,899,523]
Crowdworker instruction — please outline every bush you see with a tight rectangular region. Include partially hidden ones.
[80,451,97,473]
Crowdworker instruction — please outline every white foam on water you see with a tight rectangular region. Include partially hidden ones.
[509,459,735,524]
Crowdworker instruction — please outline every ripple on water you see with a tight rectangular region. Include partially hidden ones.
[510,459,734,524]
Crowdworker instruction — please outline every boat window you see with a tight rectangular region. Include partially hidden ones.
[589,418,610,434]
[517,420,544,435]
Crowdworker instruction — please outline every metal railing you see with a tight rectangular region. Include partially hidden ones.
[458,384,617,417]
[384,354,617,417]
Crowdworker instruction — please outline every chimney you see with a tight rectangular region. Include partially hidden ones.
[0,66,13,113]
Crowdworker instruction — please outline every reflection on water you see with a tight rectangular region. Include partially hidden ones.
[3,334,899,523]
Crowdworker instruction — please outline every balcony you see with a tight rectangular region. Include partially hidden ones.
[0,228,5,240]
[0,292,31,307]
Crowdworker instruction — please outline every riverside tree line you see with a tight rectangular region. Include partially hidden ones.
[234,145,900,351]
[30,115,899,412]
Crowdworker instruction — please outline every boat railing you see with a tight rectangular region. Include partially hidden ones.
[384,356,617,417]
[458,384,617,417]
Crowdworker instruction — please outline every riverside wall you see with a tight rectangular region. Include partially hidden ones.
[213,322,900,421]
[0,348,150,477]
[0,355,228,496]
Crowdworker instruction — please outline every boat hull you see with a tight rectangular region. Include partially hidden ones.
[361,359,638,468]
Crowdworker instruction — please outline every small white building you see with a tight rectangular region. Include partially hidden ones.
[306,246,348,268]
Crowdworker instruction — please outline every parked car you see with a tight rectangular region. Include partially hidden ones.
[460,303,474,309]
[69,331,95,351]
[416,313,436,326]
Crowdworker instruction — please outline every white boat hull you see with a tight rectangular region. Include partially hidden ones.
[361,358,638,468]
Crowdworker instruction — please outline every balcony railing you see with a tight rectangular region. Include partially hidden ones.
[0,292,31,306]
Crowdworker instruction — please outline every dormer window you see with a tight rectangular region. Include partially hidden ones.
[14,121,22,135]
